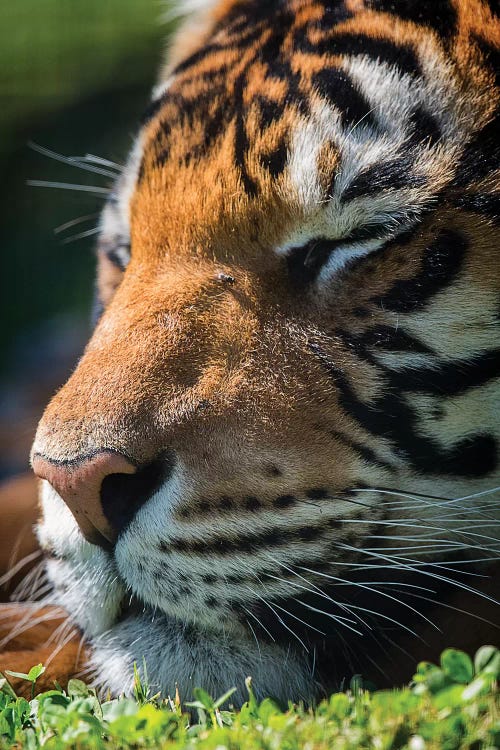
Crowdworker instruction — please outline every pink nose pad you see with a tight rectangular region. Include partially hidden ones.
[32,451,137,546]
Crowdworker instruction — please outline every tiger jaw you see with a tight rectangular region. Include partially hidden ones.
[37,478,321,701]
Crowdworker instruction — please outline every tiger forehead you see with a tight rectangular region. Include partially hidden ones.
[129,0,496,255]
[137,2,350,200]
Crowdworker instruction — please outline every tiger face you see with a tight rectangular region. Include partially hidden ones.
[31,0,499,702]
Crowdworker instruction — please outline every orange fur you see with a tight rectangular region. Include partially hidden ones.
[7,0,499,696]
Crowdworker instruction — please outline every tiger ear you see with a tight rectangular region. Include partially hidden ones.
[0,604,88,697]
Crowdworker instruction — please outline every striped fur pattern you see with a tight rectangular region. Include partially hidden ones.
[28,0,499,702]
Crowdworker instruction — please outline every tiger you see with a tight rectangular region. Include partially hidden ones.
[1,0,498,704]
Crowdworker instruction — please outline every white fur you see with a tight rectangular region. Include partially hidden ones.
[38,483,125,638]
[89,613,315,703]
[279,43,483,288]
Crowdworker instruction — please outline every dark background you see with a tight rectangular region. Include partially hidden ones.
[0,1,173,478]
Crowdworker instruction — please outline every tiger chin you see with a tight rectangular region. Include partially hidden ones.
[20,0,500,704]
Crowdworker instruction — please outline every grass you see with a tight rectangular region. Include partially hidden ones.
[1,646,498,749]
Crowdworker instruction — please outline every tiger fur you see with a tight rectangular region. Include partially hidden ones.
[2,0,499,702]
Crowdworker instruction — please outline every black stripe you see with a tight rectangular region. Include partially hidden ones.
[343,156,425,201]
[330,429,396,472]
[366,0,457,40]
[309,339,500,477]
[172,43,228,76]
[259,140,288,177]
[429,434,498,477]
[315,2,353,28]
[407,106,442,147]
[473,35,500,89]
[254,95,284,129]
[453,192,500,221]
[341,326,435,355]
[380,229,467,312]
[233,74,258,196]
[481,0,499,16]
[160,521,334,556]
[213,0,282,30]
[453,110,500,188]
[141,94,169,126]
[313,68,377,130]
[295,31,422,78]
[387,349,500,398]
[286,238,340,286]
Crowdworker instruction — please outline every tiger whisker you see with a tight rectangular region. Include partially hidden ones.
[44,616,74,648]
[337,542,500,607]
[27,179,110,196]
[382,587,500,630]
[431,511,500,521]
[81,153,123,170]
[60,226,101,244]
[245,617,262,659]
[0,602,45,623]
[355,485,500,507]
[264,572,363,635]
[45,627,80,668]
[19,582,53,602]
[384,555,500,567]
[361,647,392,681]
[342,516,500,546]
[54,213,100,234]
[335,581,436,593]
[240,604,276,642]
[271,600,327,637]
[268,557,423,638]
[263,572,359,625]
[0,550,42,588]
[12,562,48,601]
[29,142,120,179]
[366,554,493,579]
[363,536,495,558]
[245,586,309,653]
[298,562,440,632]
[376,629,419,664]
[341,603,425,641]
[292,599,364,637]
[346,548,490,565]
[367,533,499,552]
[263,553,364,626]
[0,606,65,649]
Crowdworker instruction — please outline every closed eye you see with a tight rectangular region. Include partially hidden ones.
[105,241,131,272]
[285,226,394,286]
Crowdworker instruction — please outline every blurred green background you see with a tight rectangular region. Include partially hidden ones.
[0,1,172,477]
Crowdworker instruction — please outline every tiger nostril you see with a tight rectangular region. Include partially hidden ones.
[100,450,176,535]
[32,449,137,546]
[32,449,175,547]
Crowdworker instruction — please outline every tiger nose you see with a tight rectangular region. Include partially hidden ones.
[32,451,137,548]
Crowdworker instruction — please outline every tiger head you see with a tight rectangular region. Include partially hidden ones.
[31,0,499,702]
